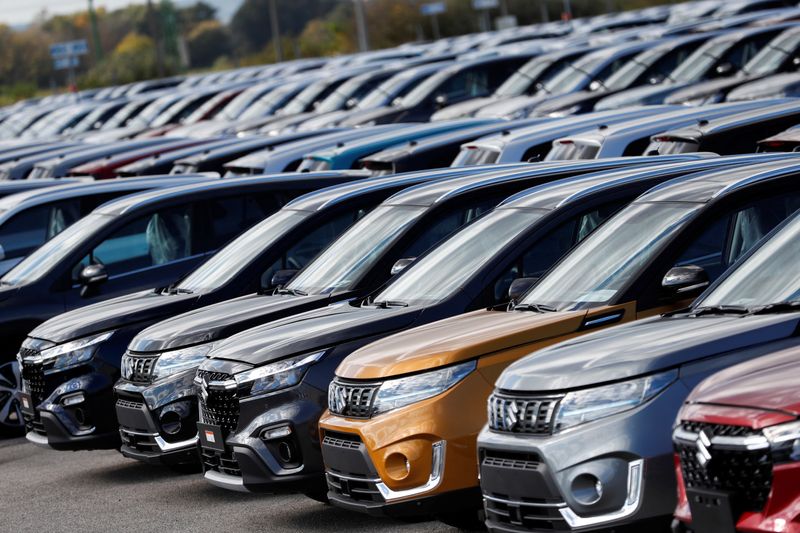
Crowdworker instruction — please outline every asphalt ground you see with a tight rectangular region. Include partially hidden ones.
[0,437,452,533]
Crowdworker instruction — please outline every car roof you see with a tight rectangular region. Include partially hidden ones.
[653,100,800,140]
[284,166,496,212]
[638,157,800,203]
[0,175,215,213]
[500,153,800,210]
[386,155,711,207]
[94,171,370,216]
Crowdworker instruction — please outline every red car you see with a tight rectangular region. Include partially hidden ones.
[672,344,800,533]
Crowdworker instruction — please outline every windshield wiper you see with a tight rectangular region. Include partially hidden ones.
[512,303,557,313]
[691,305,750,317]
[163,284,193,295]
[748,300,800,315]
[275,288,308,296]
[373,299,408,308]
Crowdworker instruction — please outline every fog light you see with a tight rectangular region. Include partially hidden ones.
[278,441,295,463]
[260,425,292,441]
[159,410,182,435]
[74,408,87,426]
[62,393,84,407]
[571,473,603,506]
[385,452,411,481]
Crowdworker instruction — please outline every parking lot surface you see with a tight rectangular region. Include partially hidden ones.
[1,438,450,533]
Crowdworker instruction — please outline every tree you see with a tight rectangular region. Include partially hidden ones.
[230,0,337,54]
[187,20,232,68]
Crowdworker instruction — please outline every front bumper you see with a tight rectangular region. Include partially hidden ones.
[115,369,199,466]
[318,371,492,517]
[477,383,690,531]
[198,381,329,494]
[24,370,119,451]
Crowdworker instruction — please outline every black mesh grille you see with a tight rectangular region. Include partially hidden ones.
[202,448,241,477]
[197,370,239,433]
[21,360,46,405]
[488,393,561,434]
[322,431,361,450]
[484,497,569,531]
[121,353,157,383]
[116,398,145,410]
[482,450,542,471]
[677,422,772,514]
[326,471,383,503]
[328,380,380,418]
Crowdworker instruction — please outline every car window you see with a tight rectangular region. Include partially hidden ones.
[492,200,626,303]
[204,194,281,250]
[0,201,81,261]
[74,205,194,280]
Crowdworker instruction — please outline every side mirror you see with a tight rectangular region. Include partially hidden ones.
[648,74,665,85]
[345,98,358,109]
[391,257,415,276]
[662,265,709,296]
[269,269,298,290]
[714,62,733,77]
[391,97,403,107]
[78,263,108,297]
[0,244,5,261]
[434,94,449,109]
[508,277,539,303]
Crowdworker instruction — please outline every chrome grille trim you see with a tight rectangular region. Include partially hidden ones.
[487,392,562,434]
[327,380,380,418]
[121,353,157,383]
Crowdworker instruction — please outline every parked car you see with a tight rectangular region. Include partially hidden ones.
[476,159,800,532]
[645,99,800,154]
[758,123,800,151]
[183,155,704,495]
[0,172,370,436]
[672,344,800,533]
[546,100,773,160]
[596,25,795,110]
[316,153,794,526]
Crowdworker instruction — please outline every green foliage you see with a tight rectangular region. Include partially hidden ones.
[187,20,232,68]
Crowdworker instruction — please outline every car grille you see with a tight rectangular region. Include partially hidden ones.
[487,393,561,434]
[120,429,159,454]
[116,398,145,410]
[483,495,570,531]
[201,448,241,477]
[20,358,46,405]
[327,380,380,418]
[481,450,541,472]
[121,353,157,383]
[197,370,239,433]
[676,421,772,514]
[322,432,361,450]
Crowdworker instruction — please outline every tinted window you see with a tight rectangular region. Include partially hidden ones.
[204,194,280,249]
[0,201,81,261]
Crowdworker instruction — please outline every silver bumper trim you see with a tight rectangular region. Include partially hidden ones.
[25,431,51,448]
[204,470,250,492]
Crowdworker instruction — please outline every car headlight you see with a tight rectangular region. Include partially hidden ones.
[151,342,216,380]
[28,331,115,370]
[371,360,476,416]
[764,419,800,463]
[553,370,677,432]
[235,350,325,397]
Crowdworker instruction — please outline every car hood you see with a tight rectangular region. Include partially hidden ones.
[497,313,800,392]
[208,302,422,366]
[128,292,334,353]
[595,82,690,110]
[337,308,588,380]
[340,107,405,127]
[687,342,800,416]
[474,96,543,118]
[665,76,756,104]
[727,72,800,101]
[27,290,198,344]
[0,284,18,303]
[430,97,496,120]
[532,90,606,114]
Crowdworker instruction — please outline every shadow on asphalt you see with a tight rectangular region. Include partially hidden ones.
[79,459,184,485]
[269,502,439,530]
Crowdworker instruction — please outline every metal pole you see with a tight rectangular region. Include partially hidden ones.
[539,1,549,22]
[88,0,103,61]
[562,0,572,20]
[431,14,441,40]
[499,0,509,17]
[354,0,369,52]
[268,0,283,62]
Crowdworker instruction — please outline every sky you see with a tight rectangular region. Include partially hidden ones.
[0,0,242,26]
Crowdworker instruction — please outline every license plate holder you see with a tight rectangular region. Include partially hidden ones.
[19,392,35,416]
[686,487,737,533]
[197,422,226,452]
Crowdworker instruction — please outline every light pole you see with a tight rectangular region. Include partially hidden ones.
[268,0,283,62]
[354,0,370,52]
[87,0,103,61]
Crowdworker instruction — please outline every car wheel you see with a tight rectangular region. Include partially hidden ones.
[0,361,24,437]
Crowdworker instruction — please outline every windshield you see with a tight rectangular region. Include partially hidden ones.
[699,214,800,308]
[129,96,176,128]
[495,58,554,97]
[520,203,701,311]
[744,31,800,76]
[604,48,664,91]
[375,208,543,306]
[401,69,450,107]
[358,73,416,109]
[104,101,148,129]
[239,85,298,120]
[286,205,426,294]
[281,81,328,116]
[2,213,112,286]
[671,40,732,82]
[222,87,271,120]
[542,55,605,94]
[176,209,309,293]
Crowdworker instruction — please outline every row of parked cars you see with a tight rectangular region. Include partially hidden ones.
[2,1,800,532]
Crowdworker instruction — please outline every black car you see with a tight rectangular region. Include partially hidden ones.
[341,55,534,126]
[645,99,800,154]
[190,154,786,499]
[1,172,368,436]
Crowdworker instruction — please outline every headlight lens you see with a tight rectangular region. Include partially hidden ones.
[29,331,114,370]
[151,343,216,380]
[371,360,476,416]
[764,419,800,463]
[554,370,677,432]
[235,351,325,396]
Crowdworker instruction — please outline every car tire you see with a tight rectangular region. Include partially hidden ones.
[0,361,24,438]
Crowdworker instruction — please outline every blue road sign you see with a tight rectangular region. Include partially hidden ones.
[421,2,446,15]
[50,40,89,59]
